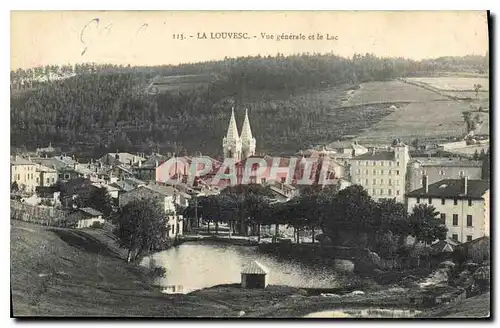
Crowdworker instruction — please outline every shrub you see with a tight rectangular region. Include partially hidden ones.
[91,221,104,229]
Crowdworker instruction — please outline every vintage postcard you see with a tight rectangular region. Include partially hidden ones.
[10,10,490,319]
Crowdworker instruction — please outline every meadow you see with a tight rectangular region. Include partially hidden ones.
[338,80,489,145]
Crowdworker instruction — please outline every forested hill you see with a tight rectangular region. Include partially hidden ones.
[10,53,489,158]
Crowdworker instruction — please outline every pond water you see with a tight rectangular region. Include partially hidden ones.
[304,308,421,318]
[142,241,342,294]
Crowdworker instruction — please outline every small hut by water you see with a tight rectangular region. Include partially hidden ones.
[241,261,269,289]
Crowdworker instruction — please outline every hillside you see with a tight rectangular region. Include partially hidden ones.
[10,54,489,158]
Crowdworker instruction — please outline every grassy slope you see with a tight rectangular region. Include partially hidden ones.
[11,220,490,318]
[345,80,489,144]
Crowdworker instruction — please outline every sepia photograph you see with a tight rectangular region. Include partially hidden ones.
[9,10,491,319]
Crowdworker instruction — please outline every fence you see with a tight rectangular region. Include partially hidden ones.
[10,200,68,227]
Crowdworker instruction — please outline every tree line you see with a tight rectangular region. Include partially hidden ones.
[181,184,447,259]
[11,54,488,158]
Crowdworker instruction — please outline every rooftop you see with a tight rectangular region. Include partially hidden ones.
[411,157,483,168]
[241,261,269,275]
[78,207,103,217]
[11,156,35,165]
[406,179,490,199]
[353,150,395,161]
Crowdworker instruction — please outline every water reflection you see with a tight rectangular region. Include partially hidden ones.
[142,241,340,294]
[304,308,421,318]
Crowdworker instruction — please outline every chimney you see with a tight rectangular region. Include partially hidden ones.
[422,175,428,193]
[464,176,468,195]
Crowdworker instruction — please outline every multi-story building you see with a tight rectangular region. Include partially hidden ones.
[406,177,490,243]
[10,156,38,193]
[407,157,483,192]
[349,140,410,202]
[37,164,58,187]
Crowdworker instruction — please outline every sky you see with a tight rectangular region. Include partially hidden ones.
[11,11,489,70]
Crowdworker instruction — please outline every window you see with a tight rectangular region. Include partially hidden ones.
[381,161,384,166]
[373,179,376,185]
[416,197,420,204]
[467,235,473,242]
[64,174,70,179]
[388,179,392,186]
[468,199,472,207]
[36,177,39,183]
[365,170,369,175]
[372,189,376,195]
[439,170,445,176]
[452,234,459,241]
[357,169,360,175]
[388,189,392,195]
[453,214,458,226]
[389,170,392,175]
[440,213,446,221]
[280,177,286,183]
[365,179,369,185]
[261,178,266,184]
[467,215,473,227]
[454,199,458,206]
[51,178,55,183]
[46,178,49,184]
[380,179,384,185]
[372,161,376,166]
[459,171,465,177]
[428,197,432,204]
[441,198,445,205]
[396,170,400,175]
[381,170,384,175]
[397,161,400,166]
[373,169,376,175]
[396,190,400,195]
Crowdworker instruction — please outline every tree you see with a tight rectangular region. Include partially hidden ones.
[116,198,168,263]
[473,83,482,99]
[375,199,410,246]
[408,204,447,245]
[11,181,19,193]
[86,186,113,217]
[321,185,375,246]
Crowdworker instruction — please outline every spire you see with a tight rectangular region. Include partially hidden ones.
[240,108,253,142]
[226,107,239,141]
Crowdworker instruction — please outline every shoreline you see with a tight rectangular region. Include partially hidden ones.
[11,220,489,318]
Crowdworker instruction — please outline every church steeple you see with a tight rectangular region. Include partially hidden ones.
[226,107,239,141]
[222,107,242,161]
[240,108,256,159]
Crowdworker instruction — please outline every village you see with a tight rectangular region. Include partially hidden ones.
[10,102,491,317]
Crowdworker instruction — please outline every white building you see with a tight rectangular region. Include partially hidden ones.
[405,177,490,243]
[349,140,410,202]
[222,107,256,161]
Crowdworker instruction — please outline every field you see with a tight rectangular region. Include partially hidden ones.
[406,77,489,92]
[338,79,490,145]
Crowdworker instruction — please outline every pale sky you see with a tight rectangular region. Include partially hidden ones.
[11,11,489,70]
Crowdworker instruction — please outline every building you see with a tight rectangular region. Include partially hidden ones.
[241,261,269,289]
[407,157,483,192]
[406,177,490,243]
[99,152,145,167]
[67,207,105,229]
[36,164,58,187]
[118,184,183,237]
[10,156,38,193]
[223,108,256,161]
[457,236,490,263]
[349,140,410,202]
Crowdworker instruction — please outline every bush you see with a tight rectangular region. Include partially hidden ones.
[147,257,167,279]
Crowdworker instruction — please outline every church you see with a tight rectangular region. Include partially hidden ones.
[222,107,256,161]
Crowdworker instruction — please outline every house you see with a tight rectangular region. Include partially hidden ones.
[67,207,105,229]
[107,165,134,180]
[431,238,460,254]
[241,261,269,289]
[407,157,483,192]
[36,164,58,187]
[10,155,38,193]
[99,152,145,167]
[457,236,490,263]
[91,183,120,199]
[327,140,369,160]
[350,140,410,202]
[118,184,183,237]
[406,177,490,243]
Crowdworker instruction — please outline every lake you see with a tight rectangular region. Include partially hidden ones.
[142,241,342,294]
